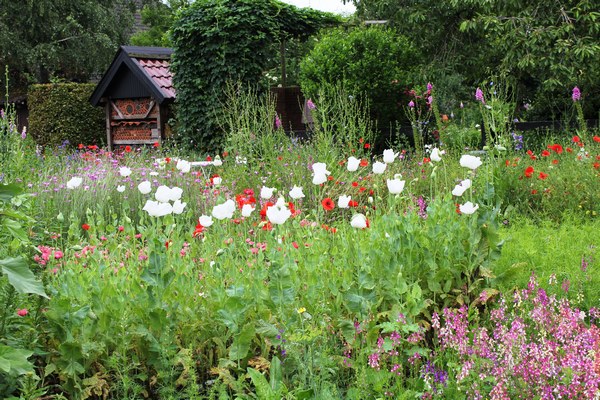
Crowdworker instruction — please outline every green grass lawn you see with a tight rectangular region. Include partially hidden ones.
[493,216,599,308]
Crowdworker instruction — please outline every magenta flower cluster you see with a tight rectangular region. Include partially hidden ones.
[432,275,600,399]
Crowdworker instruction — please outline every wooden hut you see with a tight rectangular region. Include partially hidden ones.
[90,46,175,150]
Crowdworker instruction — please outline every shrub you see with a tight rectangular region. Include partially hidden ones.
[299,26,419,144]
[28,83,104,147]
[170,0,340,151]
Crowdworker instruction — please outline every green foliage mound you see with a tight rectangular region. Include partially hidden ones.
[170,0,340,151]
[300,26,418,143]
[28,83,104,147]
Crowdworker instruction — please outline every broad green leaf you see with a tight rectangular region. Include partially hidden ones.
[269,356,282,392]
[247,367,274,399]
[0,257,49,298]
[4,218,28,243]
[0,184,23,203]
[0,345,34,376]
[229,323,254,360]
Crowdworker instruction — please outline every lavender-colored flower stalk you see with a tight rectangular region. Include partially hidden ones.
[475,88,485,103]
[408,100,415,108]
[572,86,581,102]
[306,98,315,110]
[21,126,27,140]
[275,114,282,129]
[427,82,433,92]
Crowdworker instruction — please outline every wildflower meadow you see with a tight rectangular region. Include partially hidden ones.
[1,84,599,399]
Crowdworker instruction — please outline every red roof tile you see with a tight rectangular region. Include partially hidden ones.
[134,57,175,100]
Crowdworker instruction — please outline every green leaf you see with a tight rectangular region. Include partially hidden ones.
[0,345,34,376]
[4,218,28,243]
[0,184,23,203]
[247,367,274,399]
[0,257,49,298]
[229,323,255,360]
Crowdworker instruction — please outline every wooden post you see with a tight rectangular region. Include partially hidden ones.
[105,101,112,151]
[280,40,287,88]
[156,102,163,144]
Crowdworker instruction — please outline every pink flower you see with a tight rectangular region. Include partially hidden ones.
[475,87,485,103]
[54,250,64,259]
[17,308,28,317]
[572,86,581,102]
[306,98,316,110]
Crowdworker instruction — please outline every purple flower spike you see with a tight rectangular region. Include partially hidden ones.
[475,88,485,103]
[572,86,581,102]
[408,100,415,108]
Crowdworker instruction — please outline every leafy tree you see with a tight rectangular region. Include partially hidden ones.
[0,0,136,92]
[170,0,341,151]
[299,26,419,140]
[346,0,600,118]
[129,0,192,47]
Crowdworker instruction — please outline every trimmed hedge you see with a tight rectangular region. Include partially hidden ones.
[28,83,105,147]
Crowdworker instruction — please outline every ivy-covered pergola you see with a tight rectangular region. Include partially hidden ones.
[170,0,341,150]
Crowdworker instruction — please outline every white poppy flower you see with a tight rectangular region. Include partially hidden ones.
[261,186,276,199]
[266,197,292,225]
[212,176,222,186]
[143,200,173,217]
[312,173,328,185]
[338,195,351,209]
[312,162,330,176]
[137,180,152,195]
[289,186,305,200]
[66,177,83,189]
[460,155,483,170]
[459,201,479,215]
[212,199,236,220]
[451,179,472,197]
[176,159,191,173]
[172,199,186,214]
[347,156,360,172]
[372,161,387,174]
[149,171,159,176]
[430,148,443,162]
[241,204,255,217]
[169,186,183,202]
[198,215,213,227]
[155,185,173,203]
[119,166,132,177]
[350,213,368,229]
[117,185,126,193]
[382,149,398,164]
[386,178,405,194]
[212,156,223,166]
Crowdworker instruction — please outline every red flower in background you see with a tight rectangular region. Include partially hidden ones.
[573,136,581,143]
[541,150,550,157]
[359,159,369,167]
[193,223,204,237]
[348,200,359,207]
[153,141,160,148]
[539,172,548,180]
[260,202,274,220]
[82,223,90,231]
[125,145,132,153]
[321,198,335,211]
[593,136,600,143]
[17,309,28,317]
[547,144,563,154]
[594,162,600,169]
[524,166,534,178]
[527,150,537,160]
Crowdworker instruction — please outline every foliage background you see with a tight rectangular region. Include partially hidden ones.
[28,83,105,147]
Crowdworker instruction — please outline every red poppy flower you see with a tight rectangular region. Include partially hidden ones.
[552,159,559,165]
[292,241,299,249]
[359,137,364,144]
[327,175,334,181]
[364,143,371,149]
[594,162,600,169]
[539,172,548,180]
[153,141,160,148]
[594,136,600,143]
[566,147,573,153]
[547,144,563,154]
[321,198,335,211]
[348,200,359,207]
[359,187,366,193]
[541,150,550,157]
[262,221,273,231]
[359,159,369,167]
[524,166,534,178]
[531,189,538,194]
[352,182,358,187]
[260,202,274,219]
[573,136,581,143]
[125,145,132,153]
[82,223,90,231]
[526,150,537,160]
[165,157,171,163]
[505,160,510,167]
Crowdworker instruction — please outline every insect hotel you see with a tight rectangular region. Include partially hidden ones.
[90,46,175,150]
